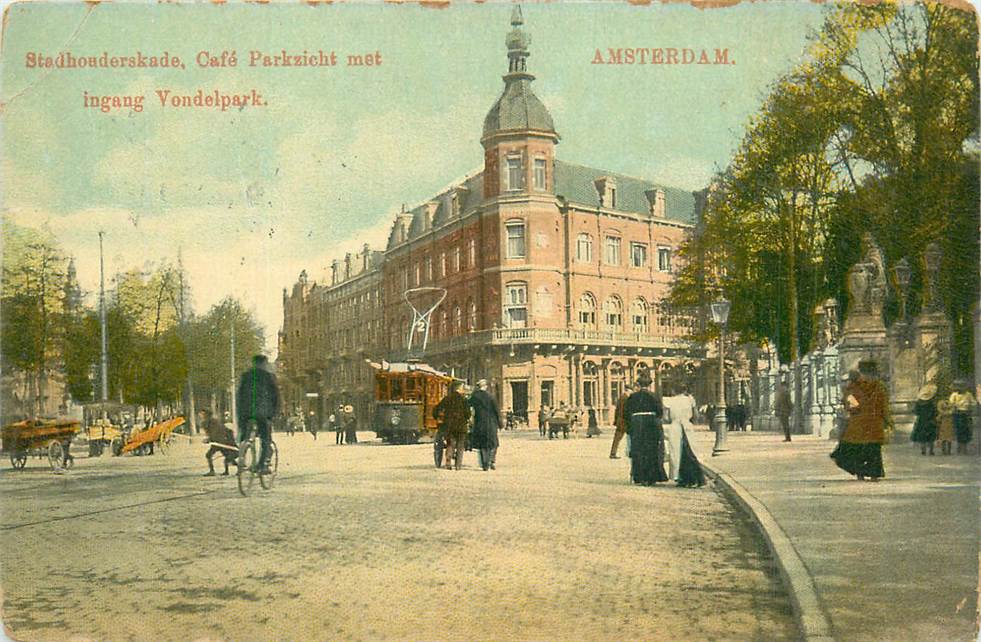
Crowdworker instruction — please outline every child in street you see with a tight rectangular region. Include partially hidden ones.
[936,400,955,456]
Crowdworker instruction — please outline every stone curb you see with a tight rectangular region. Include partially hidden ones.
[701,461,836,642]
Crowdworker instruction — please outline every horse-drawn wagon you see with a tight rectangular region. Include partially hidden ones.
[2,419,81,471]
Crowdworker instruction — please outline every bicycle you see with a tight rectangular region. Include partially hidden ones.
[237,420,279,496]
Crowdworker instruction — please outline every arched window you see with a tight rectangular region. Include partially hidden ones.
[468,239,477,267]
[467,298,477,330]
[453,304,462,333]
[440,309,449,337]
[604,296,623,328]
[631,298,649,333]
[578,293,596,328]
[576,233,592,263]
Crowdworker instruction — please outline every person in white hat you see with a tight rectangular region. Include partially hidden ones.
[910,383,938,456]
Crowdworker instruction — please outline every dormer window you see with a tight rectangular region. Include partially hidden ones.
[609,186,617,209]
[506,156,523,191]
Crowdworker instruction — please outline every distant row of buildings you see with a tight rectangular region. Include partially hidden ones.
[277,10,709,428]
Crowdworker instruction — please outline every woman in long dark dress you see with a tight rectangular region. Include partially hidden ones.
[910,384,938,456]
[624,370,668,486]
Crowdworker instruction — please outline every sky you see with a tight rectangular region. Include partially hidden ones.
[0,1,827,355]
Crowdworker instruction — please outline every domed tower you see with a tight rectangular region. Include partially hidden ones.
[482,7,559,199]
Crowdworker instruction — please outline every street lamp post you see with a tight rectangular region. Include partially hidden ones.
[710,297,731,456]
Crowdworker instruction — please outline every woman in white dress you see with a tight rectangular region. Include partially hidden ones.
[661,383,705,488]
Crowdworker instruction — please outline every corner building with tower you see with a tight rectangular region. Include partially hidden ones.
[278,9,706,429]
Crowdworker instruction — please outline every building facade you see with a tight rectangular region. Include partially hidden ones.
[279,9,705,428]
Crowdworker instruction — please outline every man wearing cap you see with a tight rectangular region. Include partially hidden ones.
[235,354,281,474]
[434,380,471,470]
[610,385,633,459]
[830,358,889,481]
[469,379,501,471]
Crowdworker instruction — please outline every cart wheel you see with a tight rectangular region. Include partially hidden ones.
[111,438,123,456]
[48,441,66,471]
[259,441,278,490]
[10,451,27,470]
[237,441,256,497]
[157,434,170,455]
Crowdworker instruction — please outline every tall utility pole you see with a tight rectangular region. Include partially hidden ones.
[229,315,237,435]
[98,231,109,418]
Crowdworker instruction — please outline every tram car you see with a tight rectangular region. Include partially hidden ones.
[370,360,452,444]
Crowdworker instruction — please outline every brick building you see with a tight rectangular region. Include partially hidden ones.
[279,9,705,428]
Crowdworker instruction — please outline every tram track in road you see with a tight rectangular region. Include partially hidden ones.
[1,468,335,532]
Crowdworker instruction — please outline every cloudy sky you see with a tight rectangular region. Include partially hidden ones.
[1,2,824,354]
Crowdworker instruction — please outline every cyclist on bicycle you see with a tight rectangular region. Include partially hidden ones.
[235,354,281,475]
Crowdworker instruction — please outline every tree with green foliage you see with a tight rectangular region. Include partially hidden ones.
[672,1,978,376]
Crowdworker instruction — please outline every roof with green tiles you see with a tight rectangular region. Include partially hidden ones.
[553,161,696,225]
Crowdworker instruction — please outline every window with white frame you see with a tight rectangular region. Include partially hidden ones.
[605,236,621,266]
[506,157,523,191]
[631,299,649,332]
[576,233,592,263]
[604,297,623,328]
[657,246,672,272]
[630,242,648,268]
[453,304,462,333]
[533,158,546,190]
[452,246,461,272]
[414,262,421,286]
[504,281,528,328]
[468,239,476,267]
[506,220,526,258]
[425,257,433,282]
[439,252,447,277]
[468,298,477,330]
[578,293,597,327]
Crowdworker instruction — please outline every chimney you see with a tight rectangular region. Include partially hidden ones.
[331,259,340,285]
[423,201,439,230]
[344,253,352,280]
[362,244,371,270]
[645,188,666,218]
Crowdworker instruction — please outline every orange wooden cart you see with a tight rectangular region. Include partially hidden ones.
[120,417,186,455]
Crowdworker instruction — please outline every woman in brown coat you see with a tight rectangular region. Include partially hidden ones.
[830,359,889,481]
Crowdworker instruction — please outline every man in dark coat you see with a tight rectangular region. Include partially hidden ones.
[236,354,280,473]
[624,370,669,485]
[434,380,471,470]
[469,379,501,471]
[774,381,793,442]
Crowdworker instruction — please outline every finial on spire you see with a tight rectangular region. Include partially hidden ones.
[505,6,531,74]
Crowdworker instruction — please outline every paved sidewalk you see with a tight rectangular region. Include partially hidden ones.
[688,428,979,642]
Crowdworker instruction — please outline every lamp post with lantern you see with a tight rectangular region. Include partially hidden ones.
[710,297,731,456]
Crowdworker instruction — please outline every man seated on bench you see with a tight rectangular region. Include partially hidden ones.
[200,408,237,476]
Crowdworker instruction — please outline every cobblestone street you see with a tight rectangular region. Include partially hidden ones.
[1,430,794,641]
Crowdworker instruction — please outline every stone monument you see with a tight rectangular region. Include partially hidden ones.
[839,233,889,376]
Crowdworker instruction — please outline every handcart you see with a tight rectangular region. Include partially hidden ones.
[120,417,186,456]
[2,419,81,471]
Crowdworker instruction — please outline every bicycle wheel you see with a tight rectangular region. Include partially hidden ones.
[47,441,66,471]
[259,441,278,490]
[237,440,256,496]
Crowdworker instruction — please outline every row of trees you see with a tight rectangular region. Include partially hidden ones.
[671,2,979,376]
[1,222,264,423]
